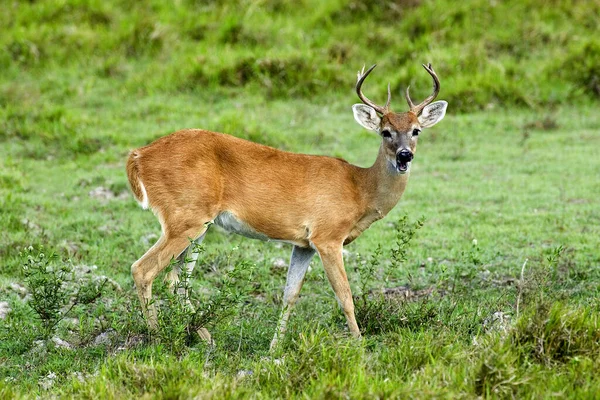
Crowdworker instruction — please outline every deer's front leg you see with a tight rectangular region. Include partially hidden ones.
[315,242,361,338]
[270,245,315,352]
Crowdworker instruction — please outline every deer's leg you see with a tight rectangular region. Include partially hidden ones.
[162,230,213,343]
[314,242,361,338]
[270,245,315,352]
[131,225,207,331]
[164,231,208,294]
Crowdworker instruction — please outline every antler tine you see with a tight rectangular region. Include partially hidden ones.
[406,63,441,115]
[385,83,391,110]
[355,64,389,115]
[405,85,415,110]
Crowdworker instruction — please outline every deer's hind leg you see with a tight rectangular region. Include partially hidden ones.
[163,230,213,342]
[164,230,208,294]
[131,216,210,333]
[270,245,316,352]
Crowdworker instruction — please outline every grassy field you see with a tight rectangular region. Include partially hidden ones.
[1,0,599,398]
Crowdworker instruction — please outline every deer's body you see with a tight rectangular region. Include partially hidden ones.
[127,64,448,350]
[127,129,408,248]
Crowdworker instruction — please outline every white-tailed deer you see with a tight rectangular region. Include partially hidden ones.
[127,63,448,350]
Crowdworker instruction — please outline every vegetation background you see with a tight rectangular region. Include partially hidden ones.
[1,0,599,398]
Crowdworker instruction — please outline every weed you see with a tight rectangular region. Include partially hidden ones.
[390,214,425,269]
[352,215,431,335]
[512,302,599,365]
[155,245,255,355]
[562,39,600,98]
[21,247,106,340]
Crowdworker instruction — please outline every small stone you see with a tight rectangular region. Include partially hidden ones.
[236,370,253,379]
[51,336,74,350]
[10,282,28,298]
[72,371,86,383]
[483,311,512,333]
[141,233,159,247]
[93,329,117,346]
[272,258,287,269]
[39,372,57,390]
[62,318,79,328]
[0,302,11,319]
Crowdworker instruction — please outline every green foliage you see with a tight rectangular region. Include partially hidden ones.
[2,0,599,111]
[562,39,600,98]
[390,214,425,268]
[155,244,255,355]
[511,302,600,364]
[0,0,599,397]
[21,247,106,340]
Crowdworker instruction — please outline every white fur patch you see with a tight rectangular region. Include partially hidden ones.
[138,180,149,210]
[214,211,269,241]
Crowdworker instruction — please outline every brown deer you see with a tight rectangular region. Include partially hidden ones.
[126,63,448,350]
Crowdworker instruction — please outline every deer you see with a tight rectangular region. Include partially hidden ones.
[126,63,448,351]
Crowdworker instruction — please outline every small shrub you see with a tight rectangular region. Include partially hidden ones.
[122,18,165,58]
[352,215,428,335]
[330,0,421,23]
[155,244,255,355]
[5,39,42,67]
[257,330,365,397]
[390,214,425,269]
[562,39,600,98]
[216,56,345,98]
[511,302,600,364]
[474,343,523,397]
[21,247,106,340]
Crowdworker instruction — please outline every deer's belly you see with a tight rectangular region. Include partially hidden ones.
[213,211,271,241]
[212,211,309,248]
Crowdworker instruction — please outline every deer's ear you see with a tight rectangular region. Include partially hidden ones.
[418,101,448,128]
[352,104,381,132]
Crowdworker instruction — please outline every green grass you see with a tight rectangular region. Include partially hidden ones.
[1,0,599,398]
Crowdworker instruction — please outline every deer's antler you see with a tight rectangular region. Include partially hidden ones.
[405,63,440,115]
[356,64,391,115]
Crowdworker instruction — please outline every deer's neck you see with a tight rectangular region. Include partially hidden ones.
[362,144,410,216]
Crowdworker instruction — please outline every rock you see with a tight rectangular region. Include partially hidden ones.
[72,371,86,383]
[39,372,57,390]
[94,329,117,346]
[141,233,159,247]
[51,337,74,350]
[9,283,28,298]
[0,302,10,319]
[272,258,287,269]
[483,311,512,333]
[62,317,79,328]
[236,370,253,379]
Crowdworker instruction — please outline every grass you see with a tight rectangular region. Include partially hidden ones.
[1,0,599,398]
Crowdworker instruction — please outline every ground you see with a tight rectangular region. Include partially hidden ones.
[1,0,599,398]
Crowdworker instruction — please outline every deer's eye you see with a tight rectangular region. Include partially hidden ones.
[381,130,392,139]
[412,129,420,136]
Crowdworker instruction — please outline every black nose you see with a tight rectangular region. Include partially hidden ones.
[397,149,413,163]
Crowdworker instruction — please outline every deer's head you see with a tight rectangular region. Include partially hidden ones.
[352,63,447,174]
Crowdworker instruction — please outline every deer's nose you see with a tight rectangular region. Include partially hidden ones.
[396,149,413,163]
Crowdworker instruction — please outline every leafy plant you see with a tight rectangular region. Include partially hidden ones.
[155,244,255,355]
[390,214,425,269]
[21,246,106,340]
[352,215,429,335]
